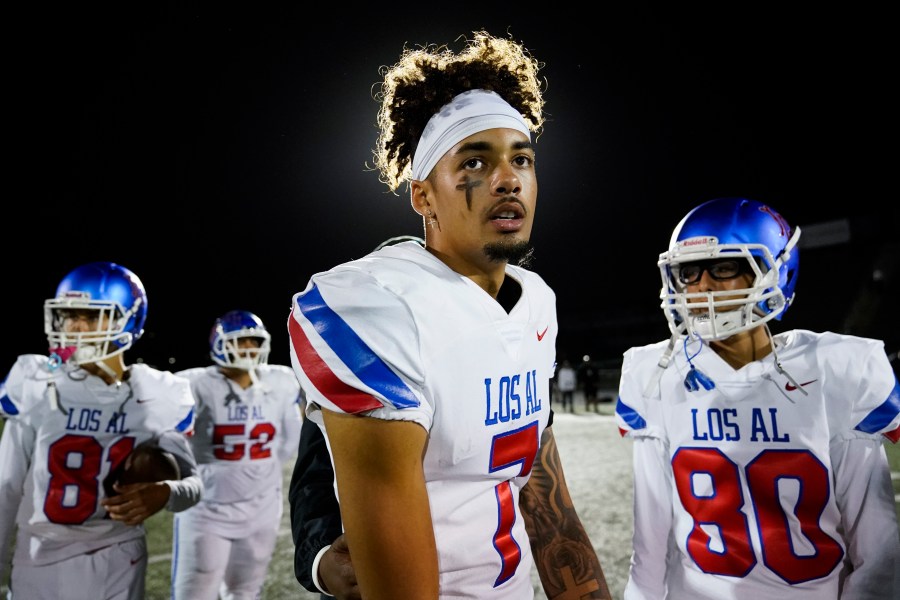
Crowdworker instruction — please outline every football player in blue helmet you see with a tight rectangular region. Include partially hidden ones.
[0,261,202,599]
[615,198,900,600]
[44,261,148,374]
[658,197,800,343]
[172,310,301,600]
[209,309,272,371]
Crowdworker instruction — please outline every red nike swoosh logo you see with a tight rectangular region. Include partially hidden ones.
[785,379,817,391]
[537,326,549,341]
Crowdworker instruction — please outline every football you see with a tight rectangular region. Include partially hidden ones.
[105,442,180,496]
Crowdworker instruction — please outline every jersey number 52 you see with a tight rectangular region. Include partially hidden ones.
[212,422,276,460]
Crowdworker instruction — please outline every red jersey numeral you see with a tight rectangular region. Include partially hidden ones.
[488,421,539,587]
[212,422,276,460]
[672,447,843,583]
[44,434,135,524]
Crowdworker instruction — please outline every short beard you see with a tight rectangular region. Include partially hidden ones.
[484,239,534,268]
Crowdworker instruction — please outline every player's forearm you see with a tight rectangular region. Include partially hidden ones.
[522,428,611,599]
[165,474,203,511]
[324,410,437,599]
[346,521,438,599]
[527,515,611,600]
[155,429,202,511]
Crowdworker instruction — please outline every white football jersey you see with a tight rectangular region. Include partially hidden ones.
[288,241,556,600]
[615,329,900,599]
[176,365,302,511]
[0,355,196,569]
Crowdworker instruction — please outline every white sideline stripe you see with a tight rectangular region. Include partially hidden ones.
[148,523,294,565]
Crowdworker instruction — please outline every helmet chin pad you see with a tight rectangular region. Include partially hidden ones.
[688,309,752,341]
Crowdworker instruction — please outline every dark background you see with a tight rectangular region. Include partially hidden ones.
[5,7,897,376]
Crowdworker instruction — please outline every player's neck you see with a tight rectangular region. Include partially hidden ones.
[221,367,254,389]
[709,326,772,370]
[84,358,129,386]
[424,245,508,298]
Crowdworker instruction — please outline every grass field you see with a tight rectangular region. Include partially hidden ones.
[3,397,900,599]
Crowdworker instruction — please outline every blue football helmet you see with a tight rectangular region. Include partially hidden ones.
[658,197,801,340]
[209,310,271,369]
[44,262,148,365]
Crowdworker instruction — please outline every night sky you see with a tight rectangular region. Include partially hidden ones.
[6,7,897,376]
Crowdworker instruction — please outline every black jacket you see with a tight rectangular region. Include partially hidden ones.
[289,416,342,593]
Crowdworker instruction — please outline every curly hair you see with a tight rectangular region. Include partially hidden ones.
[372,30,546,193]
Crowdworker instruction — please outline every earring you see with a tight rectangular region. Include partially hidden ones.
[426,211,438,229]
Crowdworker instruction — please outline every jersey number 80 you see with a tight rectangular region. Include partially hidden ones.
[673,447,843,584]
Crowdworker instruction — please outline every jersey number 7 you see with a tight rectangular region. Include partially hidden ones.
[489,421,539,587]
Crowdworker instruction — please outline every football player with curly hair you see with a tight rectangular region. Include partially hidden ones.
[288,30,610,600]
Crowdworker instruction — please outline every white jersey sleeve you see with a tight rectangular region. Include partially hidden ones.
[288,260,431,429]
[0,409,34,584]
[615,342,674,600]
[822,335,900,597]
[831,435,900,597]
[623,435,675,600]
[158,428,203,512]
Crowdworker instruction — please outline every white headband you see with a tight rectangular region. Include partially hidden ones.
[411,89,531,181]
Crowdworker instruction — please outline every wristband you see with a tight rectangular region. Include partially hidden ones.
[311,544,335,597]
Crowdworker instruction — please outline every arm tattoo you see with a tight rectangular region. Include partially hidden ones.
[521,427,612,599]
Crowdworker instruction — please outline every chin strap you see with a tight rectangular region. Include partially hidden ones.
[95,360,119,382]
[45,354,66,415]
[764,323,807,398]
[645,322,803,401]
[643,331,679,397]
[682,334,716,392]
[248,366,261,388]
[46,381,64,415]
